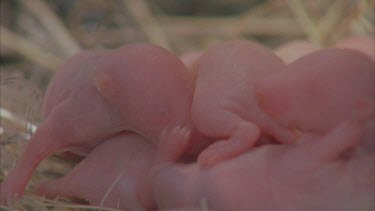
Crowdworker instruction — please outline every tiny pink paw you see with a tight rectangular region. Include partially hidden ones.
[198,140,233,166]
[158,126,192,162]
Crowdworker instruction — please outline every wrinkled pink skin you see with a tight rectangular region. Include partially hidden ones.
[35,133,156,210]
[256,49,375,134]
[0,43,198,205]
[2,40,374,210]
[191,40,295,165]
[152,122,374,211]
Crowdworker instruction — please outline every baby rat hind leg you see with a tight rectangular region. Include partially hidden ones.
[197,121,261,166]
[35,134,156,210]
[152,126,202,208]
[34,174,92,204]
[304,121,363,163]
[35,161,129,209]
[278,121,363,174]
[33,134,120,206]
[270,121,369,211]
[36,176,149,211]
[192,101,261,166]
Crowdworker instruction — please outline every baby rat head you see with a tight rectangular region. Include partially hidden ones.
[256,48,374,133]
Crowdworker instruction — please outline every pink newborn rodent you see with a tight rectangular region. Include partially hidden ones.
[151,122,374,211]
[35,133,156,210]
[256,48,374,134]
[191,40,295,165]
[0,43,197,204]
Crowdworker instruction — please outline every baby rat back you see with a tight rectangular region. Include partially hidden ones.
[0,43,195,205]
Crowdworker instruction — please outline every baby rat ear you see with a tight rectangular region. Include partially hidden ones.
[92,54,119,100]
[93,69,117,98]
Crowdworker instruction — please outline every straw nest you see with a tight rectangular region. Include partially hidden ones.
[1,0,374,210]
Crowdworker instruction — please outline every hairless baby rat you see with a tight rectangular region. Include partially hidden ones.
[256,48,374,134]
[0,43,200,205]
[151,121,373,210]
[191,40,295,165]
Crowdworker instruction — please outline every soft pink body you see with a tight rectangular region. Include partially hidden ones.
[256,48,375,134]
[35,133,156,210]
[152,123,374,211]
[191,40,295,165]
[0,43,196,204]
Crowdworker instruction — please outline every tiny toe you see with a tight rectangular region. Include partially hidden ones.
[198,141,236,166]
[158,126,192,162]
[199,122,260,166]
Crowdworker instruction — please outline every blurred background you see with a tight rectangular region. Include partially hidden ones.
[0,0,374,210]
